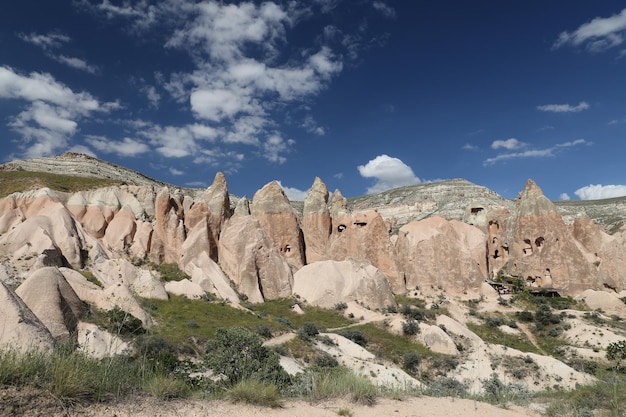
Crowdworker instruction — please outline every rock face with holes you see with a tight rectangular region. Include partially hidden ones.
[501,180,601,293]
[328,209,403,292]
[250,181,306,271]
[394,216,487,295]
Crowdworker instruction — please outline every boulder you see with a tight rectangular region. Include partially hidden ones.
[77,322,132,358]
[0,280,54,351]
[292,258,396,310]
[164,279,206,299]
[15,267,88,341]
[90,258,168,300]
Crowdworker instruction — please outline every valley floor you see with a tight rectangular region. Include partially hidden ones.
[2,392,541,417]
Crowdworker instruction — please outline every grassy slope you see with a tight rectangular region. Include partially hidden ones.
[0,171,121,197]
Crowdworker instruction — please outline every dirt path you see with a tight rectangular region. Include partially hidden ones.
[516,322,545,354]
[51,396,542,417]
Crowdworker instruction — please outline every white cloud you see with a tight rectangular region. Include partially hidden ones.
[52,55,99,74]
[357,154,421,194]
[169,168,184,176]
[18,32,70,49]
[86,136,149,156]
[484,139,588,165]
[276,181,308,201]
[537,101,589,113]
[302,116,325,135]
[18,32,98,74]
[462,143,479,150]
[80,1,353,165]
[574,184,626,200]
[554,8,626,53]
[0,66,117,157]
[559,193,571,201]
[372,1,396,19]
[262,134,295,164]
[190,88,256,122]
[491,138,526,150]
[142,85,161,108]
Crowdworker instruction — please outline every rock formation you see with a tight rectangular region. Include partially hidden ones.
[301,177,331,263]
[394,216,486,294]
[292,258,396,310]
[328,209,403,292]
[15,267,88,341]
[219,210,293,303]
[0,280,54,351]
[250,181,306,271]
[501,180,600,293]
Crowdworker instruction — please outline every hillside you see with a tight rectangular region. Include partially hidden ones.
[1,153,626,417]
[2,153,624,234]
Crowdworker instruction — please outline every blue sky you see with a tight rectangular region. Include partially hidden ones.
[1,1,625,201]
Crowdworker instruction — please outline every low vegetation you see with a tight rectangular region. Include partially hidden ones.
[3,286,626,417]
[0,170,120,198]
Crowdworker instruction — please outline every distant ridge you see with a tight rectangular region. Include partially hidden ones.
[1,153,624,234]
[0,152,167,188]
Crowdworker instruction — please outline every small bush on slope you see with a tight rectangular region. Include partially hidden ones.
[204,327,291,390]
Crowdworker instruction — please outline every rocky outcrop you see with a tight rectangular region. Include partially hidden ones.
[328,209,403,292]
[395,216,486,295]
[250,181,306,271]
[573,216,626,291]
[501,180,600,294]
[0,280,54,351]
[219,211,293,303]
[292,258,396,310]
[301,177,331,264]
[15,267,88,341]
[150,188,186,264]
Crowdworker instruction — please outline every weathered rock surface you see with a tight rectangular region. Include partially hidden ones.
[301,177,331,264]
[77,322,132,358]
[394,216,486,294]
[502,180,600,294]
[329,210,402,291]
[15,267,87,341]
[219,212,293,303]
[251,181,305,271]
[292,258,396,310]
[0,280,54,351]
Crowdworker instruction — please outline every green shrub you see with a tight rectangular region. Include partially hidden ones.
[299,322,319,340]
[106,306,145,336]
[205,327,291,389]
[314,353,339,368]
[516,310,534,322]
[304,367,378,405]
[402,319,420,336]
[426,377,468,397]
[336,330,368,347]
[402,351,420,372]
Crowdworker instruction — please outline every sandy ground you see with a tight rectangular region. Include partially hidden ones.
[51,396,541,417]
